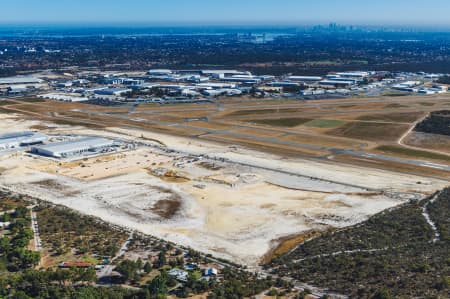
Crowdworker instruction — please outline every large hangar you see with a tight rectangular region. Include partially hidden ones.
[31,137,116,158]
[0,132,48,150]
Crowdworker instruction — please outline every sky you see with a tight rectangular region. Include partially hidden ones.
[1,0,450,27]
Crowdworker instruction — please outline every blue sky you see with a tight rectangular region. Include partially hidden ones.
[1,0,449,26]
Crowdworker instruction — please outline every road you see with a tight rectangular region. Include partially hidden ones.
[256,269,347,299]
[422,192,441,243]
[97,232,133,284]
[30,208,43,252]
[332,149,450,172]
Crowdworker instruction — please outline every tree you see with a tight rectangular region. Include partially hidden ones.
[75,268,97,284]
[115,260,139,282]
[3,213,10,222]
[0,237,10,253]
[372,288,392,299]
[52,268,73,286]
[136,258,143,270]
[186,271,201,289]
[148,271,168,299]
[157,251,166,268]
[176,257,184,267]
[142,289,151,299]
[14,207,28,219]
[187,249,200,263]
[11,291,31,299]
[143,262,152,273]
[437,75,450,84]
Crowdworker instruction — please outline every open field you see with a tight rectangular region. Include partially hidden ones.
[375,145,450,162]
[404,131,450,153]
[356,112,424,123]
[327,122,410,142]
[303,119,347,128]
[249,118,311,127]
[0,94,450,268]
[1,95,450,172]
[0,111,448,269]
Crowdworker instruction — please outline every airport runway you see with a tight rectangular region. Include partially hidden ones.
[74,109,450,173]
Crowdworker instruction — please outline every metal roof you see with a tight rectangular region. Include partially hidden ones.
[0,131,47,145]
[0,131,37,140]
[33,137,114,154]
[0,76,44,85]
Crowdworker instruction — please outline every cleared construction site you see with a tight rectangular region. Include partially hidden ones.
[0,94,449,267]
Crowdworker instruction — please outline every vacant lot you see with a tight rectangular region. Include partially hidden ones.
[0,100,16,106]
[357,112,424,123]
[327,122,410,142]
[376,145,450,162]
[418,102,436,107]
[15,98,47,103]
[2,94,450,182]
[384,103,409,108]
[405,132,450,153]
[250,118,311,127]
[304,119,346,129]
[227,108,303,117]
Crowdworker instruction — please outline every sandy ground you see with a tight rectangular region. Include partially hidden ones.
[0,113,448,268]
[34,148,172,181]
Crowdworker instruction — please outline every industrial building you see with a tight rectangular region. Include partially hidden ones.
[392,81,422,92]
[220,76,262,84]
[287,76,323,82]
[147,69,172,76]
[94,88,132,96]
[0,132,48,150]
[201,70,251,78]
[196,82,237,89]
[269,81,300,87]
[335,72,371,78]
[319,80,356,87]
[31,137,116,158]
[38,93,89,102]
[0,76,43,85]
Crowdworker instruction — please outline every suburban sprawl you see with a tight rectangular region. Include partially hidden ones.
[0,26,449,299]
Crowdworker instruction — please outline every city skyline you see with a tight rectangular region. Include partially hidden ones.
[1,0,450,27]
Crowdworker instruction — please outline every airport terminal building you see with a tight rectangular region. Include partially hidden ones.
[31,137,116,158]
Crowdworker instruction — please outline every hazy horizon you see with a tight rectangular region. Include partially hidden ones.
[1,0,450,28]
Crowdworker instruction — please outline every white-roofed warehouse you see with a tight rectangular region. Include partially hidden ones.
[0,132,48,150]
[31,137,116,158]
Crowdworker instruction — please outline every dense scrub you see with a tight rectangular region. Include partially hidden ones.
[0,271,140,299]
[0,191,31,212]
[415,110,450,136]
[428,188,450,242]
[267,189,450,298]
[36,205,128,258]
[0,207,40,273]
